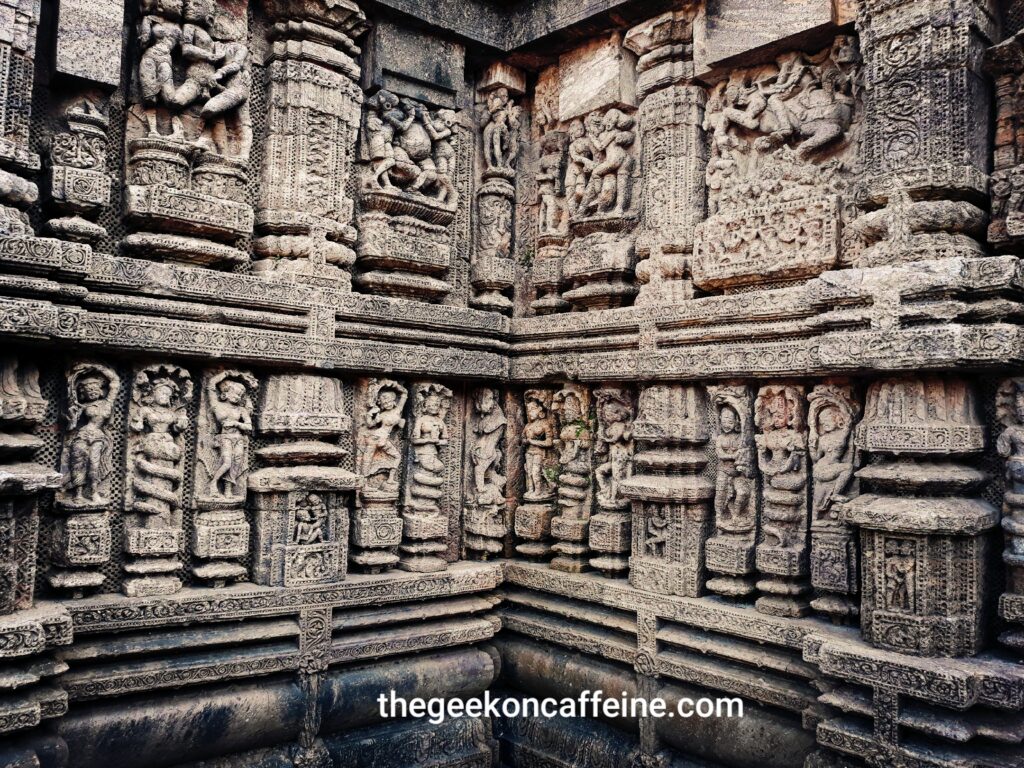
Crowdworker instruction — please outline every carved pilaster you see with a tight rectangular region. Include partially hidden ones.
[192,369,258,586]
[854,0,991,265]
[845,376,995,656]
[549,384,594,573]
[530,127,569,315]
[51,363,119,596]
[254,0,367,286]
[997,377,1024,650]
[463,387,508,560]
[399,382,453,573]
[251,374,356,587]
[753,382,811,618]
[514,388,558,561]
[705,382,759,599]
[123,364,192,597]
[623,9,705,306]
[588,387,635,577]
[471,65,523,313]
[351,378,407,572]
[808,381,861,623]
[45,102,112,245]
[623,384,712,596]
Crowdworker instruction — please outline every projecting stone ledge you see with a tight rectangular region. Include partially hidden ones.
[64,561,503,633]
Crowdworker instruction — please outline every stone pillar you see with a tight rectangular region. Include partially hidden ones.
[399,382,453,572]
[530,126,569,315]
[997,378,1024,651]
[753,383,811,618]
[549,384,594,572]
[844,376,995,657]
[471,65,523,313]
[122,364,193,597]
[588,387,635,577]
[514,388,558,561]
[704,382,759,599]
[623,9,706,306]
[351,378,407,572]
[253,0,367,285]
[251,374,356,586]
[853,0,991,266]
[51,363,119,596]
[463,386,509,560]
[191,369,259,586]
[807,381,861,623]
[623,384,713,597]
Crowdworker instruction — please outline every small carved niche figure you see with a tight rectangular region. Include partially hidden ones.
[522,389,557,501]
[755,385,808,549]
[713,398,756,532]
[594,389,634,510]
[579,108,636,216]
[996,377,1024,624]
[537,132,567,236]
[357,379,408,492]
[126,365,192,521]
[565,117,596,216]
[480,86,521,173]
[196,370,257,503]
[469,388,506,508]
[293,493,328,545]
[60,364,119,507]
[883,539,916,612]
[808,384,858,521]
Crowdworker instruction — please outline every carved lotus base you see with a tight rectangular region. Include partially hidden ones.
[705,574,755,598]
[464,533,503,560]
[550,538,590,573]
[47,569,105,597]
[514,501,554,561]
[755,576,812,618]
[47,215,105,245]
[123,233,248,267]
[356,211,451,301]
[192,561,247,586]
[589,554,628,579]
[349,549,400,573]
[515,541,553,561]
[588,510,630,563]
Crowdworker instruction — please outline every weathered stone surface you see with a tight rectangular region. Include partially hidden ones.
[0,1,1022,767]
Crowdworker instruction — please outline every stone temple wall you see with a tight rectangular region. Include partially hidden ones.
[0,0,1022,766]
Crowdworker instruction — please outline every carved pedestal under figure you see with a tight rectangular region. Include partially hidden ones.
[623,384,712,596]
[998,377,1024,650]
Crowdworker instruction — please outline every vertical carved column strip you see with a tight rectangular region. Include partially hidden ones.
[588,386,635,577]
[471,65,523,313]
[753,383,811,617]
[463,386,509,560]
[623,384,712,596]
[549,384,594,572]
[399,382,453,572]
[623,9,705,306]
[254,0,368,285]
[997,378,1024,650]
[52,363,120,596]
[514,389,558,561]
[807,381,861,623]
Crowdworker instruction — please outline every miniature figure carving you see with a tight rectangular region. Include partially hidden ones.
[294,493,328,545]
[565,118,595,216]
[480,86,520,172]
[60,365,119,506]
[197,370,257,502]
[594,389,634,509]
[358,380,408,492]
[537,132,566,235]
[755,386,808,548]
[469,388,506,507]
[578,108,635,216]
[127,366,192,520]
[523,390,557,501]
[808,387,856,519]
[713,402,755,528]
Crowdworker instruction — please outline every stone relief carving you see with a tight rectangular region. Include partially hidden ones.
[352,378,408,572]
[588,387,635,577]
[807,381,860,623]
[549,384,594,572]
[705,382,759,599]
[356,90,460,301]
[998,378,1024,650]
[464,387,508,560]
[753,382,810,617]
[46,101,112,245]
[123,363,193,596]
[400,382,453,573]
[515,389,558,560]
[694,35,861,291]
